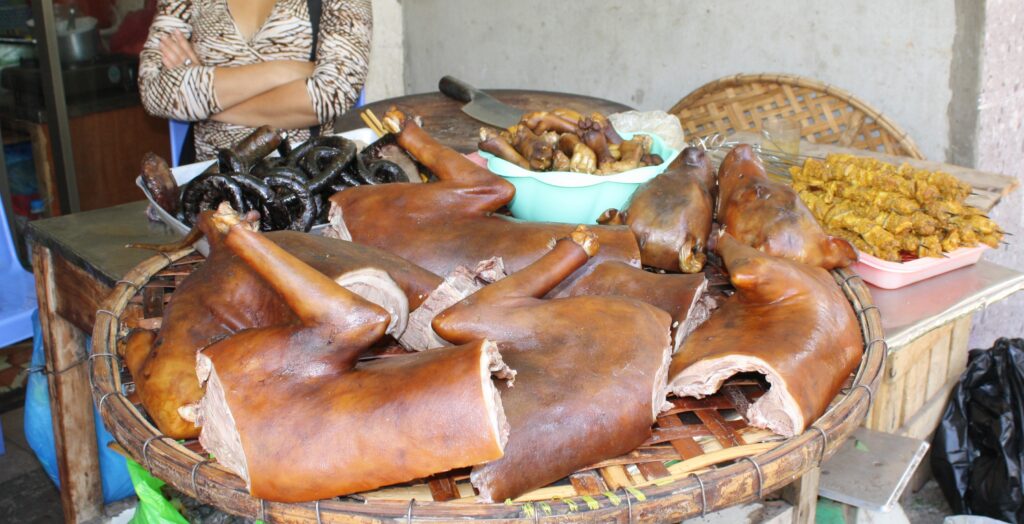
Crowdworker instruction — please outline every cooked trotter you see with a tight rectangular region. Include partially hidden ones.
[192,222,513,502]
[478,127,531,169]
[432,228,673,502]
[511,125,555,171]
[569,142,598,174]
[717,145,857,269]
[579,121,615,167]
[521,110,579,134]
[124,205,443,439]
[666,232,863,437]
[327,109,641,297]
[556,132,582,156]
[551,107,584,124]
[551,149,571,171]
[140,152,179,214]
[597,134,651,174]
[588,111,625,145]
[610,146,715,272]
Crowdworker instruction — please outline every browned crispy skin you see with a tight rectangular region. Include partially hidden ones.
[197,225,508,502]
[717,145,857,268]
[140,152,179,213]
[667,233,863,436]
[123,213,442,439]
[433,231,672,502]
[556,260,711,350]
[616,147,715,272]
[328,115,641,297]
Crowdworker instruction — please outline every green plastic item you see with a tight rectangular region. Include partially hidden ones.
[816,498,848,524]
[479,132,680,224]
[125,459,189,524]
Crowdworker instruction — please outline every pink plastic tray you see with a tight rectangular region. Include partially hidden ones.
[852,245,989,289]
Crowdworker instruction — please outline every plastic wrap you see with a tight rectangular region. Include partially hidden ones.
[932,337,1024,523]
[608,111,687,151]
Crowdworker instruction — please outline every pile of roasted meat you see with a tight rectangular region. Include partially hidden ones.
[125,109,864,503]
[477,109,664,174]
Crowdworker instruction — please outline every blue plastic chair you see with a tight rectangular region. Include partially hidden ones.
[168,89,367,167]
[0,196,36,348]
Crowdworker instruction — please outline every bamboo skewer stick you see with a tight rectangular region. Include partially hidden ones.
[366,109,386,135]
[359,111,385,137]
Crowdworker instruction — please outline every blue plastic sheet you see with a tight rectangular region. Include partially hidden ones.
[22,311,134,503]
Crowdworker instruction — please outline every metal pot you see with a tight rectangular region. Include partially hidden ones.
[56,8,100,65]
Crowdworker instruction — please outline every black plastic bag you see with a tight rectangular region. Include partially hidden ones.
[932,337,1024,523]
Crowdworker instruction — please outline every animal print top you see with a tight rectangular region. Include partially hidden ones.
[139,0,371,160]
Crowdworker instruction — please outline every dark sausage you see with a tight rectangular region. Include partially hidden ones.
[140,152,180,214]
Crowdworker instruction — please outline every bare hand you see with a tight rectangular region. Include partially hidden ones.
[159,30,202,69]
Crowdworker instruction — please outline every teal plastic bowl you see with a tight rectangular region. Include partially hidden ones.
[479,132,680,224]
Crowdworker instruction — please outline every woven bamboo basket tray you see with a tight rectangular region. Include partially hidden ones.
[91,248,884,523]
[670,73,925,160]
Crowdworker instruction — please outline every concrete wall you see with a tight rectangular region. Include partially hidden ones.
[402,0,958,160]
[968,0,1024,348]
[364,0,404,102]
[392,0,1024,344]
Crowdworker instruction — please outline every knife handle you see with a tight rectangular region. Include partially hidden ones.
[439,76,478,103]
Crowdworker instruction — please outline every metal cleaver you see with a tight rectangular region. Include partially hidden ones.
[439,76,523,129]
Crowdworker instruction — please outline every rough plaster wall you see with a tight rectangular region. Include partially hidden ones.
[364,0,404,102]
[402,0,956,160]
[968,0,1024,348]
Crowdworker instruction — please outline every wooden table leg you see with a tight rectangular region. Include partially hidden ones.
[783,466,821,524]
[32,243,103,523]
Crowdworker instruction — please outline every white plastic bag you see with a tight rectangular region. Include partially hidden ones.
[608,111,687,152]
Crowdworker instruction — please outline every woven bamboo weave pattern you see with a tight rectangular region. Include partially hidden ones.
[670,73,925,160]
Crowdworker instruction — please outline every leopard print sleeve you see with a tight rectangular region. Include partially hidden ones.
[305,0,372,125]
[139,0,222,121]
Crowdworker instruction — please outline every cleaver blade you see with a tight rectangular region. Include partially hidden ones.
[438,76,523,129]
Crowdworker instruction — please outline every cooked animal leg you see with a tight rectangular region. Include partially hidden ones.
[328,113,641,298]
[129,207,442,439]
[432,229,672,502]
[478,128,531,169]
[521,111,579,134]
[666,232,863,437]
[193,224,513,502]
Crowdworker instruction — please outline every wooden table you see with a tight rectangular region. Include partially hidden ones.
[27,90,1022,523]
[27,202,180,523]
[333,90,632,152]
